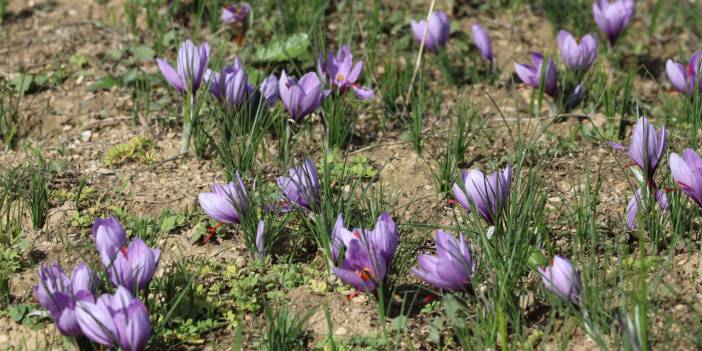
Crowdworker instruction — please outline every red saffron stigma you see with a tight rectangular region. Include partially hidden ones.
[346,291,360,301]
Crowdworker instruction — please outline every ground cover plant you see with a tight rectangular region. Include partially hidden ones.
[2,0,702,349]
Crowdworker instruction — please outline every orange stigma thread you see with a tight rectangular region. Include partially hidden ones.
[357,267,375,281]
[353,230,361,239]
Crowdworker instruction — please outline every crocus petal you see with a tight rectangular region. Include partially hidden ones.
[666,60,688,93]
[125,300,151,351]
[76,300,116,346]
[626,189,640,229]
[71,263,98,295]
[156,58,185,92]
[352,86,374,100]
[514,63,539,87]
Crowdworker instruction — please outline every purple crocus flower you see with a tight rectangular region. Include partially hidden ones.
[471,24,493,63]
[453,166,512,225]
[412,230,475,291]
[670,148,702,207]
[105,238,161,291]
[92,217,127,269]
[610,117,667,183]
[592,0,634,45]
[199,175,248,224]
[278,71,324,121]
[331,213,397,293]
[76,286,151,351]
[34,262,98,336]
[156,40,210,95]
[666,51,702,95]
[557,30,598,72]
[539,256,581,304]
[221,3,250,25]
[514,53,558,96]
[626,187,669,229]
[205,58,253,108]
[318,45,373,100]
[259,74,280,106]
[410,10,450,53]
[256,220,265,259]
[278,159,320,210]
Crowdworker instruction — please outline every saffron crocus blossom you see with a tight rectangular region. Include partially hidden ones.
[278,71,324,121]
[221,3,250,24]
[626,187,669,229]
[156,40,210,95]
[34,263,98,336]
[557,30,598,72]
[410,10,450,53]
[92,217,127,268]
[331,213,397,293]
[471,24,493,63]
[539,256,581,304]
[318,45,373,100]
[514,53,558,96]
[259,74,280,106]
[453,166,512,225]
[106,238,161,291]
[206,58,253,108]
[610,117,667,183]
[593,0,634,45]
[278,159,320,210]
[76,286,151,351]
[670,148,702,206]
[412,230,475,291]
[199,175,248,224]
[666,51,702,95]
[256,220,265,259]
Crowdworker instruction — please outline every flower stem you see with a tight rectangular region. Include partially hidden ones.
[179,94,194,155]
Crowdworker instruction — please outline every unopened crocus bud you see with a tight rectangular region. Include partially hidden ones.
[412,230,475,291]
[453,165,512,225]
[410,11,450,53]
[278,159,320,210]
[256,220,265,259]
[471,24,493,63]
[539,256,581,304]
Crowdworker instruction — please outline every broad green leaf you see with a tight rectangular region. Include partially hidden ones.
[133,46,155,62]
[89,76,121,91]
[253,33,310,62]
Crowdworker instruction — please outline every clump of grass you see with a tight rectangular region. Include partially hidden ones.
[429,103,477,195]
[0,78,23,150]
[213,96,274,178]
[103,136,156,166]
[260,302,315,351]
